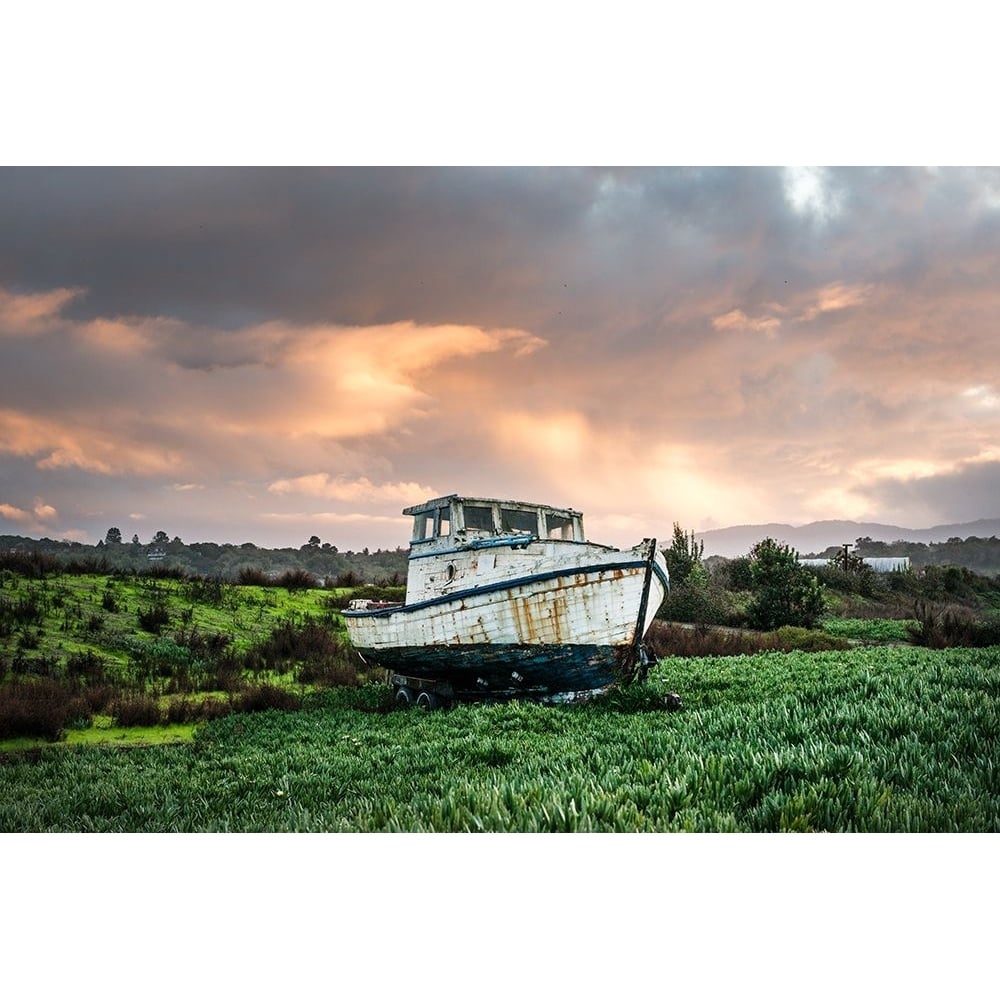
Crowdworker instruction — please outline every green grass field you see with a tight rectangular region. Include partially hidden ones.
[2,644,997,832]
[0,571,351,672]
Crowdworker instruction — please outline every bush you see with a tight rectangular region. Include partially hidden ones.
[0,551,60,578]
[81,684,116,714]
[236,566,271,586]
[235,684,302,714]
[908,601,1000,648]
[0,678,89,740]
[275,569,317,591]
[746,538,825,630]
[137,602,170,634]
[644,620,850,658]
[65,650,108,684]
[657,576,734,626]
[109,695,162,727]
[183,576,228,606]
[296,655,359,687]
[646,621,777,658]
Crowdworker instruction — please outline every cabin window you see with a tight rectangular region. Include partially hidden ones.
[438,508,451,536]
[545,512,574,539]
[463,505,494,532]
[413,513,436,541]
[501,507,537,535]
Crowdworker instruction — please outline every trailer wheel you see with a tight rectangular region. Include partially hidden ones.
[416,690,440,711]
[395,686,415,708]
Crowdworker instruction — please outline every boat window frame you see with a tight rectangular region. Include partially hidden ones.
[411,504,453,543]
[461,503,497,534]
[500,505,540,536]
[544,511,576,540]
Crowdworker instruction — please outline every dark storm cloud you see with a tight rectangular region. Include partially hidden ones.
[0,167,802,340]
[858,462,1000,527]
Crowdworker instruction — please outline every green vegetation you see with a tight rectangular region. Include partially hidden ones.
[820,618,916,644]
[746,538,825,630]
[1,645,996,831]
[0,568,395,742]
[664,522,705,586]
[2,533,999,832]
[853,534,1000,577]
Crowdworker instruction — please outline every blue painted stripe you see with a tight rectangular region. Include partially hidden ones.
[408,534,534,559]
[343,557,651,618]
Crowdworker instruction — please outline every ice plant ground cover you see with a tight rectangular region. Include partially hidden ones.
[1,644,997,832]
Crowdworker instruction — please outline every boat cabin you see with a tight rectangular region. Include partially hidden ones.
[403,495,585,553]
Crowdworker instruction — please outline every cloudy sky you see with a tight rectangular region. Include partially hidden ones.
[1,166,999,550]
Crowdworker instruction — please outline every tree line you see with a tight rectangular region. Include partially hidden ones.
[0,532,408,584]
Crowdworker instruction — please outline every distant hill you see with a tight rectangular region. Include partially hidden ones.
[696,518,1000,559]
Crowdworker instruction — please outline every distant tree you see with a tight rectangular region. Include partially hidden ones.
[152,530,169,546]
[664,522,704,587]
[105,527,122,546]
[725,556,754,591]
[306,535,321,548]
[746,537,825,630]
[131,534,141,546]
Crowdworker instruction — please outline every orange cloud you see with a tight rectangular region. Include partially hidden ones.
[799,282,873,321]
[712,308,782,338]
[0,408,186,476]
[0,285,84,333]
[0,498,59,534]
[267,474,437,505]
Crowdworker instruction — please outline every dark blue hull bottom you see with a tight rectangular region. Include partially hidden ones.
[354,642,637,699]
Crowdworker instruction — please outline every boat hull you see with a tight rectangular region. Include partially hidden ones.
[351,642,634,699]
[345,542,667,698]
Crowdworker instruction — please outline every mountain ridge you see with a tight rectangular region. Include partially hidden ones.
[696,518,1000,559]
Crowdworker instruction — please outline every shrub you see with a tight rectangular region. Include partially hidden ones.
[62,556,110,575]
[236,566,271,586]
[296,655,360,687]
[908,601,1000,648]
[645,621,779,658]
[0,678,89,740]
[657,574,736,627]
[746,538,825,630]
[65,650,108,684]
[184,576,228,606]
[137,602,170,634]
[276,568,317,591]
[109,695,163,727]
[0,550,60,578]
[235,684,301,714]
[644,620,849,658]
[81,684,116,714]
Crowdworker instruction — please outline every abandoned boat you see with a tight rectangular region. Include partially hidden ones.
[343,495,669,705]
